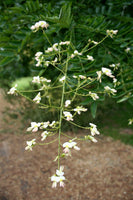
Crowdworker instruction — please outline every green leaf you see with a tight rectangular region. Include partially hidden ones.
[90,102,97,118]
[0,57,14,67]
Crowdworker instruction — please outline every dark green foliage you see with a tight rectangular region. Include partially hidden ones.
[0,0,133,111]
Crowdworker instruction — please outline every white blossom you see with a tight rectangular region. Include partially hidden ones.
[89,123,100,136]
[73,106,87,114]
[7,84,18,95]
[27,122,41,132]
[41,131,49,141]
[87,55,94,61]
[63,111,73,121]
[63,140,80,155]
[59,76,65,82]
[106,29,118,38]
[25,139,36,151]
[33,92,41,104]
[96,71,102,83]
[89,91,99,100]
[128,118,133,125]
[40,121,50,129]
[125,47,130,53]
[92,40,98,45]
[79,75,86,79]
[85,135,98,143]
[65,100,71,107]
[102,67,114,78]
[32,76,41,84]
[51,166,65,188]
[60,41,70,45]
[31,21,49,32]
[71,50,82,58]
[104,86,117,95]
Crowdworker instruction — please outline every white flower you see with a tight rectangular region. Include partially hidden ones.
[92,40,98,45]
[87,55,94,61]
[45,47,53,53]
[102,67,114,78]
[63,111,73,121]
[41,131,49,141]
[128,118,133,125]
[32,76,41,84]
[73,75,78,79]
[96,71,102,83]
[104,86,117,95]
[63,140,80,155]
[60,41,70,45]
[44,61,50,66]
[79,75,86,79]
[56,166,64,176]
[109,63,120,70]
[31,21,49,31]
[33,92,41,104]
[125,47,130,53]
[40,77,51,83]
[36,60,42,67]
[85,135,98,143]
[35,52,43,61]
[73,106,87,114]
[65,100,71,107]
[89,91,99,100]
[27,122,41,132]
[51,175,59,188]
[71,50,82,58]
[52,43,59,51]
[106,29,118,38]
[51,166,65,188]
[74,50,82,55]
[59,76,65,82]
[25,139,36,151]
[89,123,100,136]
[40,121,50,129]
[7,84,18,95]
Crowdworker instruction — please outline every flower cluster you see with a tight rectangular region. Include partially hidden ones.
[31,21,49,32]
[51,166,65,188]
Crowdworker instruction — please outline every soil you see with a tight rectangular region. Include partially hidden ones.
[0,89,133,200]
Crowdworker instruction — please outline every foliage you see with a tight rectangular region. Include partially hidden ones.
[0,0,133,116]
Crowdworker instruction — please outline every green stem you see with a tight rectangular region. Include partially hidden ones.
[58,53,69,169]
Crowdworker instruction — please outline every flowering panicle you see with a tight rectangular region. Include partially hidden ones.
[9,20,118,188]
